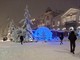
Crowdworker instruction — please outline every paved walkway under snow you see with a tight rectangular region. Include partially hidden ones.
[0,40,80,60]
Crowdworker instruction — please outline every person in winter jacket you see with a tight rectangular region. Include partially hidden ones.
[68,31,77,54]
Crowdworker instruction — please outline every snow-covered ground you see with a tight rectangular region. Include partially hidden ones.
[0,40,80,60]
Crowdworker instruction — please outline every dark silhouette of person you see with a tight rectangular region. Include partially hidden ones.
[68,31,77,54]
[20,35,24,45]
[59,32,64,45]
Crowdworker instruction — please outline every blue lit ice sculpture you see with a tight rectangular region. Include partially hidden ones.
[34,26,52,41]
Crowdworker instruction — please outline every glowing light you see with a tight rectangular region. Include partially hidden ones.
[32,18,35,21]
[33,26,52,41]
[77,26,80,29]
[57,28,60,30]
[62,27,66,31]
[69,27,74,31]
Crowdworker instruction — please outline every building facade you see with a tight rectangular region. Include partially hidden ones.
[61,8,80,30]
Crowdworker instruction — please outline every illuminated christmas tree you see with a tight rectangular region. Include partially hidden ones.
[20,5,33,41]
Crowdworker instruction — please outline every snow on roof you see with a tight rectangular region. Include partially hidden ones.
[61,8,80,18]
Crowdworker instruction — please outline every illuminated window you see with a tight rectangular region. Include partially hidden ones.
[72,15,76,21]
[66,16,71,22]
[57,21,60,26]
[62,18,66,25]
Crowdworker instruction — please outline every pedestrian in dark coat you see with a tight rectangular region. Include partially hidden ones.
[68,31,77,54]
[20,35,24,45]
[59,32,64,45]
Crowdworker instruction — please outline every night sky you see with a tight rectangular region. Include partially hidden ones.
[0,0,80,30]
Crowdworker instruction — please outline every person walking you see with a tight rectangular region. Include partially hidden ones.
[20,35,24,45]
[59,32,64,45]
[68,31,77,54]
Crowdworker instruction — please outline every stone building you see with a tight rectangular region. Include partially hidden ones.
[40,7,62,29]
[51,8,80,30]
[32,8,80,31]
[61,8,80,30]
